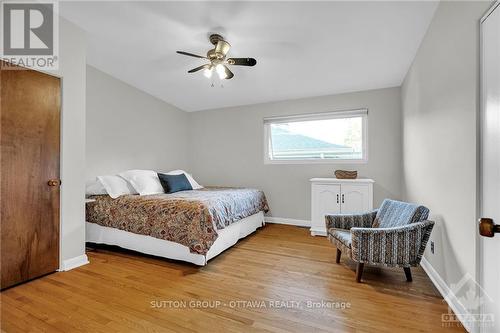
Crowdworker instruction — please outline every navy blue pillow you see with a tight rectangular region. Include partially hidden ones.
[157,173,193,193]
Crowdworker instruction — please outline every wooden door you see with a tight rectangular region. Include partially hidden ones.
[479,3,500,331]
[311,184,341,236]
[1,62,61,289]
[340,184,370,214]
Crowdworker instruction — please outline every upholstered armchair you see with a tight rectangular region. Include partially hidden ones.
[325,199,434,283]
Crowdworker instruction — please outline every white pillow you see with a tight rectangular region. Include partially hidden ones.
[119,169,164,195]
[97,175,138,199]
[165,170,203,190]
[86,179,107,196]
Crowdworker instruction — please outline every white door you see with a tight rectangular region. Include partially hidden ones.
[311,184,341,236]
[340,184,370,214]
[480,3,500,332]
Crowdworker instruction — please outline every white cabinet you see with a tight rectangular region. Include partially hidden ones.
[340,184,372,214]
[310,178,374,236]
[311,184,341,234]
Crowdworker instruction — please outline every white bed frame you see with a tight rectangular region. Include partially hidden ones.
[86,211,265,265]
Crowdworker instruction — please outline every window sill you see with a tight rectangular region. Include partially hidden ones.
[264,158,368,165]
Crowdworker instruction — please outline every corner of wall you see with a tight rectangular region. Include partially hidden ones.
[58,16,87,264]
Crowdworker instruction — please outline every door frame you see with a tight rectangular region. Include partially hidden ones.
[478,1,500,330]
[1,61,64,271]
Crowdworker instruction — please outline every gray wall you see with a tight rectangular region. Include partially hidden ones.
[401,0,490,298]
[189,87,402,221]
[86,66,190,179]
[56,17,87,267]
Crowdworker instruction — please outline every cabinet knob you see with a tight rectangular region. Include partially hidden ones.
[342,194,345,204]
[336,194,339,204]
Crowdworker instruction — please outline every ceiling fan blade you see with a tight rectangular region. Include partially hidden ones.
[188,64,211,73]
[177,51,207,59]
[223,65,234,79]
[227,58,257,66]
[215,40,231,56]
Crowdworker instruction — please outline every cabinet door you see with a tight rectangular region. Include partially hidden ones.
[311,184,341,235]
[340,184,370,214]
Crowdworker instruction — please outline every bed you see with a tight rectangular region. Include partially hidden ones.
[85,187,269,265]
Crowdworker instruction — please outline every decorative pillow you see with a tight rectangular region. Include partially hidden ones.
[157,173,193,194]
[118,169,164,195]
[85,179,107,196]
[164,170,203,190]
[97,175,138,199]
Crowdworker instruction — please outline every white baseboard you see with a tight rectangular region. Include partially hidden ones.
[59,254,89,271]
[309,227,327,236]
[420,257,474,333]
[264,216,311,227]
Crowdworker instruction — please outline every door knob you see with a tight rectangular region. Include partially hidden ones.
[479,218,500,237]
[47,179,61,187]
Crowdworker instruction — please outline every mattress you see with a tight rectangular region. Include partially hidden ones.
[86,187,269,255]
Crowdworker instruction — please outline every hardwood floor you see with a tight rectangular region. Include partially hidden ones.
[1,224,465,333]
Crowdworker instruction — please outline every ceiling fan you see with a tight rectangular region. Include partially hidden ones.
[177,34,257,80]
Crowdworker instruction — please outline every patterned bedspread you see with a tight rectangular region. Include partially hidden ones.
[86,187,269,255]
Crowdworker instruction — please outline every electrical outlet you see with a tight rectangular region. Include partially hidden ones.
[430,241,435,254]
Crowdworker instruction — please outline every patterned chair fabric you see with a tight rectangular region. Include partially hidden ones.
[325,210,378,230]
[373,199,430,228]
[329,229,353,258]
[326,199,434,268]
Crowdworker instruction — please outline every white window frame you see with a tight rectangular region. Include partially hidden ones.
[263,108,368,164]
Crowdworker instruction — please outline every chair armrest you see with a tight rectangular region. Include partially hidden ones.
[325,210,378,230]
[350,220,435,267]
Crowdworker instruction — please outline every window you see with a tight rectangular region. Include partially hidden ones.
[264,109,367,163]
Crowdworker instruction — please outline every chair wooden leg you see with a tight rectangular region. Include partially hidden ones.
[404,267,412,282]
[356,263,364,283]
[336,249,341,264]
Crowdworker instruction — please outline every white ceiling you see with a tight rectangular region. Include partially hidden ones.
[60,1,438,112]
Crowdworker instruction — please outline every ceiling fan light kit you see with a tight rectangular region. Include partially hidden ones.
[203,66,213,78]
[177,34,257,80]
